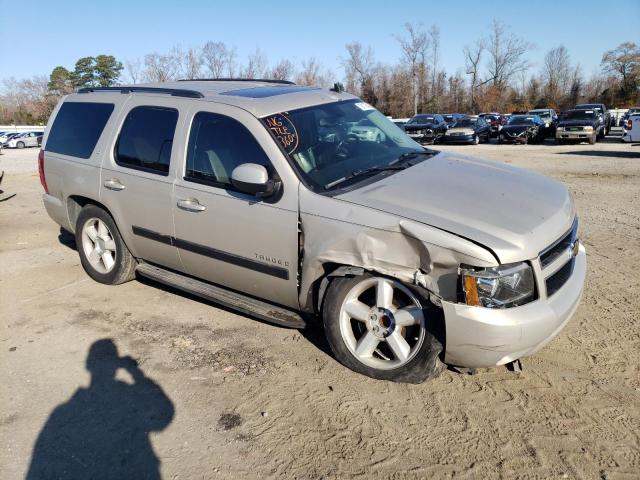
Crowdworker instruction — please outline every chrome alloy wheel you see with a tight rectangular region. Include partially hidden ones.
[81,217,117,274]
[339,277,426,370]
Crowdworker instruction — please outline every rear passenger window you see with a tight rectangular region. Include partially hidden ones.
[46,102,114,159]
[185,112,271,188]
[115,106,178,175]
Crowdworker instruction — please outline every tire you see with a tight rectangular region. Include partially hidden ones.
[75,204,137,285]
[323,274,443,383]
[16,141,25,149]
[589,135,596,145]
[473,135,479,145]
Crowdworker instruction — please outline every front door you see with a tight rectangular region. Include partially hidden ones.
[172,105,299,308]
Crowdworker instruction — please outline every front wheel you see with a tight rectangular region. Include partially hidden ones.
[76,204,137,285]
[16,141,25,149]
[323,274,443,383]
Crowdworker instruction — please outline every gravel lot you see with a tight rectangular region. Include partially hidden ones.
[1,132,639,479]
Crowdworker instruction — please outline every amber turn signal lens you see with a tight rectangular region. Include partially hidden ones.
[463,275,481,306]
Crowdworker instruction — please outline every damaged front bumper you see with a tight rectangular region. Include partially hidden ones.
[441,245,586,368]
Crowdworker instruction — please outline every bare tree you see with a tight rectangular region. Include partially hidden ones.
[202,41,235,78]
[294,58,334,87]
[428,25,441,110]
[486,19,533,88]
[125,59,142,84]
[240,48,268,78]
[464,39,485,112]
[542,45,572,107]
[175,46,203,80]
[394,23,429,115]
[341,42,375,94]
[269,59,295,81]
[142,52,180,82]
[0,75,56,123]
[601,42,640,100]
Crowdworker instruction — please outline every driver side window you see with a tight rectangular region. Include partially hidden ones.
[185,112,272,189]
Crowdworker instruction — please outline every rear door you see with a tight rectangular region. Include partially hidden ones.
[99,96,184,270]
[172,103,300,308]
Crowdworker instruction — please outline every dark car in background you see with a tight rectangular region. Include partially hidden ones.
[442,113,466,128]
[527,108,558,137]
[404,113,448,144]
[498,115,546,144]
[443,117,491,144]
[556,109,602,144]
[575,103,610,135]
[479,112,506,137]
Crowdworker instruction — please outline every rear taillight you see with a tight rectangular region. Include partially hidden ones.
[38,149,48,193]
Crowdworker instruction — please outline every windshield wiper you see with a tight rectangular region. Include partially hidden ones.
[324,150,433,190]
[390,149,435,165]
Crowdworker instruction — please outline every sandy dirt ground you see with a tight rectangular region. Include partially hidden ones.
[1,133,639,479]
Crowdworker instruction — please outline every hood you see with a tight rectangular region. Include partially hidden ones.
[502,125,534,134]
[558,119,596,128]
[404,123,437,131]
[447,127,475,135]
[336,151,575,264]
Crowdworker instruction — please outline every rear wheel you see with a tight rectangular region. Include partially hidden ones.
[323,274,443,383]
[76,204,137,285]
[16,141,25,149]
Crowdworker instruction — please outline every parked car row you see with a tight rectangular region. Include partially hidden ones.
[0,130,44,149]
[393,101,626,146]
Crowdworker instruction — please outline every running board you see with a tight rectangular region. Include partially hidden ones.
[136,263,306,329]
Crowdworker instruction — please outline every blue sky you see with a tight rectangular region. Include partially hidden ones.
[2,0,639,83]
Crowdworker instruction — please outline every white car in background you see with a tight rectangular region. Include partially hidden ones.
[4,131,43,148]
[348,118,387,142]
[622,114,640,142]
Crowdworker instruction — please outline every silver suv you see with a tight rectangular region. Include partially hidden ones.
[40,80,586,382]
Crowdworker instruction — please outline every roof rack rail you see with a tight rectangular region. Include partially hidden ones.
[178,78,295,85]
[77,86,204,98]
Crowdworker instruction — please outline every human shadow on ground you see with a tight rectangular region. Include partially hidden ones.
[556,150,640,159]
[26,339,174,480]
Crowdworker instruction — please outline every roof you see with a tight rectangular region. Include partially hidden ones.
[75,80,357,118]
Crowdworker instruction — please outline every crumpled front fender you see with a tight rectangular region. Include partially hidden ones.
[298,189,498,312]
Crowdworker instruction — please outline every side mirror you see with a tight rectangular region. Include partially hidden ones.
[231,163,280,198]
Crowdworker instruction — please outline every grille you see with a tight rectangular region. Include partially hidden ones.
[546,257,575,297]
[540,219,578,269]
[566,127,583,132]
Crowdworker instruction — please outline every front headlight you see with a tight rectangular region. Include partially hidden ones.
[557,127,564,131]
[584,126,593,131]
[461,262,535,308]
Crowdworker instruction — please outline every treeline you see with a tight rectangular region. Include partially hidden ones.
[1,20,638,124]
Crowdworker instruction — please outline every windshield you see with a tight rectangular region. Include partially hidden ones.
[262,100,426,191]
[529,111,550,118]
[508,116,537,126]
[454,119,476,128]
[563,110,596,120]
[407,115,435,124]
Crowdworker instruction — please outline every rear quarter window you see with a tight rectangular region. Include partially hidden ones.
[45,102,114,159]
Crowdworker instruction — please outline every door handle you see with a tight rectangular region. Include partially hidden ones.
[103,178,125,191]
[177,198,206,212]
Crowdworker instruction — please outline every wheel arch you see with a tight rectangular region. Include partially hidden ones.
[66,195,135,256]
